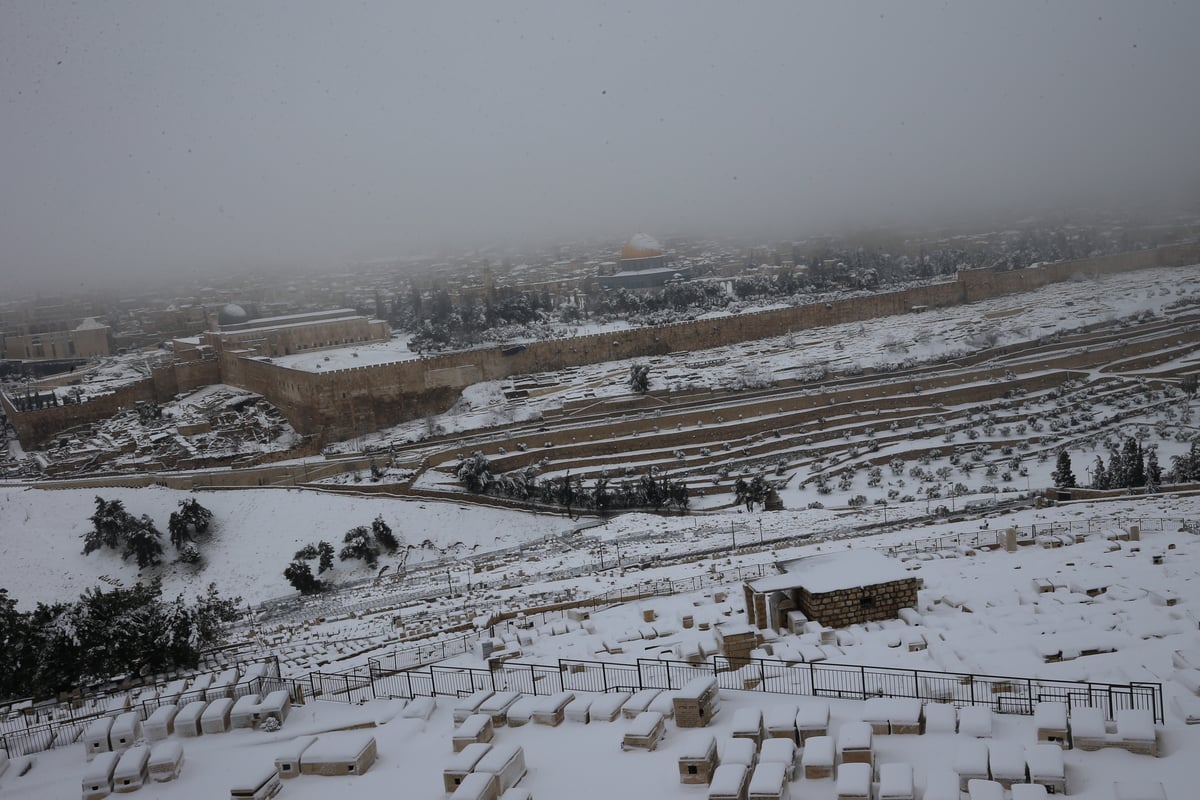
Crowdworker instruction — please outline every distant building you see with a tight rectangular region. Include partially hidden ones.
[188,308,390,359]
[0,317,111,360]
[598,233,691,290]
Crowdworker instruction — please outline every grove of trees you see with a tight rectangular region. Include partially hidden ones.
[82,496,216,569]
[283,516,403,594]
[0,580,241,702]
[455,452,689,514]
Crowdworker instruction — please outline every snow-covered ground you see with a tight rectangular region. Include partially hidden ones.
[1,265,1198,800]
[0,485,576,609]
[325,263,1200,452]
[1,494,1198,799]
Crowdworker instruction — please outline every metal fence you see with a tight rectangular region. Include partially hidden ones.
[0,657,290,758]
[364,654,1163,724]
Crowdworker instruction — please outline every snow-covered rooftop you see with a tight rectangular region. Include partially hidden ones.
[755,549,912,593]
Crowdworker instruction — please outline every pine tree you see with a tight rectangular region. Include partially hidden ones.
[1051,450,1076,488]
[629,363,650,393]
[1107,447,1128,489]
[1169,440,1200,483]
[317,541,335,574]
[122,515,164,569]
[283,561,323,594]
[177,497,213,535]
[83,497,131,555]
[339,526,380,567]
[372,516,399,554]
[1090,455,1109,489]
[1122,438,1145,488]
[1146,448,1161,493]
[168,512,189,550]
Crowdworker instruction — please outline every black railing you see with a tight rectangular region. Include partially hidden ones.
[364,653,1164,724]
[0,658,287,758]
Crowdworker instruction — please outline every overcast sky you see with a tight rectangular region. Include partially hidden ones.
[2,2,1198,293]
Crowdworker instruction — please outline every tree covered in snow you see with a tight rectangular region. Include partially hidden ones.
[1090,455,1109,489]
[1146,447,1162,493]
[340,526,381,567]
[283,560,323,595]
[123,514,164,568]
[457,459,689,514]
[734,475,772,511]
[1050,450,1076,488]
[0,580,240,701]
[81,497,163,568]
[455,452,494,494]
[168,497,214,550]
[82,496,130,555]
[317,540,335,573]
[629,363,651,394]
[372,515,399,554]
[1169,440,1200,483]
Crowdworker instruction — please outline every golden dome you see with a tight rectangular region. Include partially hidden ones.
[621,233,662,260]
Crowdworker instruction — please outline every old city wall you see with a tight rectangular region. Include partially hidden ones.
[11,243,1192,447]
[233,241,1199,442]
[2,379,156,447]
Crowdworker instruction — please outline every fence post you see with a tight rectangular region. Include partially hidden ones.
[860,665,867,700]
[601,661,608,693]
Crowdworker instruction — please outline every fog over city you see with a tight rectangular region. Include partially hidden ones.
[2,2,1198,293]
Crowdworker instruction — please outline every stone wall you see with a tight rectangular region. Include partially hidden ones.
[797,578,920,628]
[8,242,1197,447]
[226,241,1197,443]
[1,378,155,447]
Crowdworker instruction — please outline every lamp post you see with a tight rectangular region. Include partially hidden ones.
[758,519,764,547]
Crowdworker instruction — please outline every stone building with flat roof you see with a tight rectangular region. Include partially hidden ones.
[744,549,920,630]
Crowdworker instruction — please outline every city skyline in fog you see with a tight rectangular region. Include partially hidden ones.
[3,2,1199,295]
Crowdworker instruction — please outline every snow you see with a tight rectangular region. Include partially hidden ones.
[748,760,786,794]
[878,762,914,799]
[758,549,910,593]
[3,267,1200,800]
[302,730,375,762]
[0,485,575,608]
[709,763,748,796]
[835,761,872,794]
[1024,744,1064,781]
